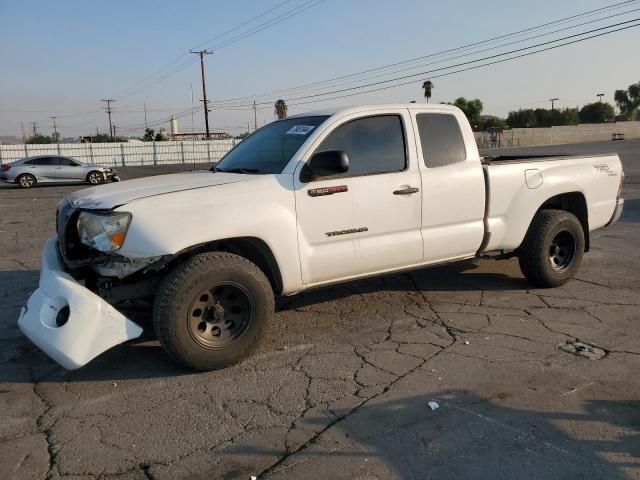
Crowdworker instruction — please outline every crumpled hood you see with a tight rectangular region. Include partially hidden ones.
[68,171,252,209]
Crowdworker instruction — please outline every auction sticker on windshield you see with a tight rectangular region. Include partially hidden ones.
[286,125,316,135]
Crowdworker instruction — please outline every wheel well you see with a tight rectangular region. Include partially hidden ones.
[175,237,283,294]
[538,192,590,252]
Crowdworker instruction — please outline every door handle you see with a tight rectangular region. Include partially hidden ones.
[393,187,419,195]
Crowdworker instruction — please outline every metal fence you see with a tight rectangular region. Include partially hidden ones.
[0,139,240,167]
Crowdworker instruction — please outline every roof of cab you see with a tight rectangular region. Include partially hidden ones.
[287,103,461,119]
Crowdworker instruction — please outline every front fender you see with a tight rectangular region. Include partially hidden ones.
[116,174,303,293]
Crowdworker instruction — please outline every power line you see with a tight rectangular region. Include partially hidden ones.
[209,0,640,106]
[279,19,640,110]
[111,0,327,102]
[227,17,640,109]
[190,0,295,51]
[115,9,640,131]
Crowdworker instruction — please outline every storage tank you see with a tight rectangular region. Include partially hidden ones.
[170,115,178,138]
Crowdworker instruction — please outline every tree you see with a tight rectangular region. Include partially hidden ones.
[579,102,615,124]
[422,80,434,103]
[506,107,578,128]
[142,128,155,142]
[447,97,483,128]
[614,80,640,120]
[93,133,127,143]
[507,109,537,128]
[274,99,288,119]
[478,116,508,131]
[26,134,53,144]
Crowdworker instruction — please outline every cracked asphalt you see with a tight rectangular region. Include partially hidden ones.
[1,142,639,479]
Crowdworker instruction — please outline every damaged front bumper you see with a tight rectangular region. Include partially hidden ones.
[18,236,143,370]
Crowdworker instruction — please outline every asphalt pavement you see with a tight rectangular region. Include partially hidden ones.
[1,140,639,479]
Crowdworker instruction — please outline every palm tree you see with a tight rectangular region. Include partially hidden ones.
[422,80,434,103]
[274,99,288,119]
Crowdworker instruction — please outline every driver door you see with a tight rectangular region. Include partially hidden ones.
[55,157,83,181]
[294,111,423,286]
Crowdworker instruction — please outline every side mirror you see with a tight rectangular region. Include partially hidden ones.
[301,150,349,182]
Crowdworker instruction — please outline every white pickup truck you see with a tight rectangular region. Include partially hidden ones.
[18,104,625,371]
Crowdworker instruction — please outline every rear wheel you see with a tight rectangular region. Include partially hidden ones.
[17,174,36,189]
[86,171,104,185]
[518,209,585,288]
[153,252,274,371]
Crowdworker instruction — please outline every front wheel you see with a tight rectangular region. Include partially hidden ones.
[86,171,104,185]
[153,252,274,371]
[518,209,585,288]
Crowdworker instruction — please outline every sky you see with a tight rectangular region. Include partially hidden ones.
[0,0,638,139]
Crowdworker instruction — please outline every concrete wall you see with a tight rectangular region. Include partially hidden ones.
[0,139,240,166]
[475,121,640,149]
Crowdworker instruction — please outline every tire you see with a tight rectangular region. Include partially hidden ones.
[17,174,36,189]
[86,171,104,185]
[153,252,274,371]
[518,209,585,288]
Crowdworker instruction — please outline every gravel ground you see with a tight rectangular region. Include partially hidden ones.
[1,141,639,479]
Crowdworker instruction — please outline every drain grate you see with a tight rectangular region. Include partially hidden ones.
[560,341,606,360]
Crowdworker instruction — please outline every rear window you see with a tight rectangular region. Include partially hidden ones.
[416,113,466,168]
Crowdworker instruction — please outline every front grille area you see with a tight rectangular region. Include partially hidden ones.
[56,199,77,263]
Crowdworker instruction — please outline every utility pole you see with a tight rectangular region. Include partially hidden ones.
[144,103,148,129]
[597,93,605,102]
[190,50,213,139]
[50,116,59,143]
[113,125,117,140]
[20,122,26,143]
[30,122,38,136]
[549,98,559,111]
[253,101,257,132]
[101,99,115,140]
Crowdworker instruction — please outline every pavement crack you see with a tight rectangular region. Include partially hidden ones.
[258,344,444,478]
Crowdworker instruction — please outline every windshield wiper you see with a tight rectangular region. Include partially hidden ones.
[215,167,261,174]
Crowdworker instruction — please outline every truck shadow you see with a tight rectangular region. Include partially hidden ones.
[214,390,639,479]
[619,197,640,223]
[0,261,528,383]
[278,260,527,312]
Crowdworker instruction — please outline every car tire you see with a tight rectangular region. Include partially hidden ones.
[518,209,585,288]
[86,171,104,185]
[17,174,36,189]
[153,252,274,371]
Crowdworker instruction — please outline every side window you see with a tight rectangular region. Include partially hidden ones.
[416,113,466,168]
[25,157,55,166]
[315,115,406,178]
[57,157,78,166]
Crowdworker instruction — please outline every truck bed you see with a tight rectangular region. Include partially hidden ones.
[482,153,622,252]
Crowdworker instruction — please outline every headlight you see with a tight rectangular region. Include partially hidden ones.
[77,211,131,252]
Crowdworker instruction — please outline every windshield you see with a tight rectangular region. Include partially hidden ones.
[215,116,329,174]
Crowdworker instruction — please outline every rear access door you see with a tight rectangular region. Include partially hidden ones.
[411,109,486,263]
